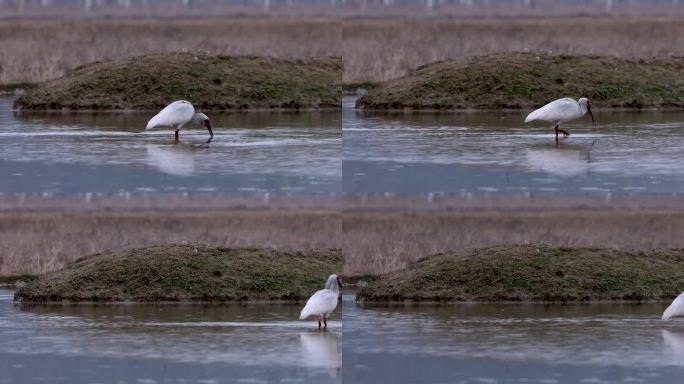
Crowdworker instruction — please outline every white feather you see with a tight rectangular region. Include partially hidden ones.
[663,292,684,320]
[525,98,583,124]
[146,100,196,130]
[300,274,340,320]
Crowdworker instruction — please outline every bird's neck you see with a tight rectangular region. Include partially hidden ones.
[578,103,588,115]
[326,281,339,295]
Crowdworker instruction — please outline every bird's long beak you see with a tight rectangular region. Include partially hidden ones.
[204,119,213,137]
[337,278,343,288]
[587,106,595,125]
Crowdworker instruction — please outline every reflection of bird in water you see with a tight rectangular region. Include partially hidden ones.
[146,144,200,176]
[525,142,593,177]
[299,331,341,377]
[661,330,684,363]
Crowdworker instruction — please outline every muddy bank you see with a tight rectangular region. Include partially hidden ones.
[14,244,342,302]
[356,52,684,111]
[14,53,342,111]
[357,244,684,302]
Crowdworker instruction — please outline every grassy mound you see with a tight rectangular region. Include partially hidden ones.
[14,244,342,302]
[14,53,342,111]
[356,52,684,110]
[357,244,684,302]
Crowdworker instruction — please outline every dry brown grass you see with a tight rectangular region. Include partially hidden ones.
[0,209,341,276]
[0,17,341,84]
[6,16,684,85]
[342,17,684,82]
[343,208,684,275]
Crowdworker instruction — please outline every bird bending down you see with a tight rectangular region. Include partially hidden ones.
[146,100,213,142]
[524,97,594,140]
[300,274,342,329]
[663,292,684,320]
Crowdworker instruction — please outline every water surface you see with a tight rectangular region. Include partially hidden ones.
[0,97,340,193]
[343,292,684,384]
[344,97,684,193]
[0,290,341,384]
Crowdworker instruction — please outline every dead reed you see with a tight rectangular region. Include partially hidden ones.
[4,16,684,84]
[342,17,684,82]
[343,209,684,275]
[0,209,341,275]
[0,17,341,84]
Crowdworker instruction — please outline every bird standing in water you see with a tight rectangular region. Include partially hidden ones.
[146,100,213,142]
[525,97,595,140]
[300,274,342,329]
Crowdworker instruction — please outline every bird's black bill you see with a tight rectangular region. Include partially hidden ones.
[204,120,214,137]
[337,278,343,288]
[588,106,595,124]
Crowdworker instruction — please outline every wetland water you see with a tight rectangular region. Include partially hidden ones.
[0,97,340,193]
[344,97,684,193]
[343,292,684,384]
[0,290,341,384]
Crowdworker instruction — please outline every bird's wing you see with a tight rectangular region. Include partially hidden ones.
[299,289,338,319]
[525,98,579,123]
[146,100,195,130]
[663,292,684,320]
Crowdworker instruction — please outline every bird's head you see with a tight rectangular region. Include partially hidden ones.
[195,112,213,136]
[326,274,342,290]
[578,98,595,124]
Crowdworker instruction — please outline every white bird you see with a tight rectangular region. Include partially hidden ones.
[524,97,595,139]
[146,100,213,141]
[299,274,342,329]
[662,292,684,320]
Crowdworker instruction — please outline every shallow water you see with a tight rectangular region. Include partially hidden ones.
[0,97,340,193]
[344,97,684,193]
[343,292,684,384]
[0,290,341,384]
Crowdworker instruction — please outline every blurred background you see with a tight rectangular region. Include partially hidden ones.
[2,0,684,87]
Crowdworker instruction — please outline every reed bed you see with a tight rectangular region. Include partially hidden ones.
[0,17,341,84]
[0,209,341,275]
[4,16,684,84]
[343,209,684,275]
[342,17,684,82]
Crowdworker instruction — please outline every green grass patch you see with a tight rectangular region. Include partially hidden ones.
[14,53,342,111]
[14,244,342,302]
[357,51,684,110]
[357,244,684,302]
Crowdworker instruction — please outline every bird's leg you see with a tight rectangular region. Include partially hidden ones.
[317,317,322,329]
[323,316,327,329]
[559,128,570,137]
[174,128,180,142]
[554,124,559,140]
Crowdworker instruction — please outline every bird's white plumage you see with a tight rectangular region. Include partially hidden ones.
[663,292,684,320]
[146,100,196,130]
[300,274,340,321]
[525,98,584,123]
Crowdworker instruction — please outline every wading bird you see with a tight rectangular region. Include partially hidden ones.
[662,292,684,320]
[146,100,213,142]
[300,274,342,329]
[524,97,595,140]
